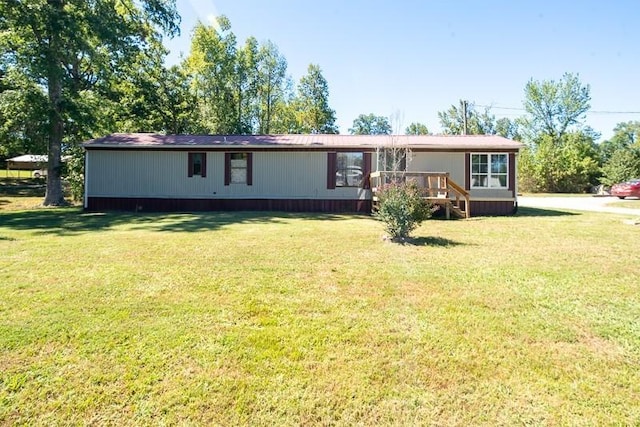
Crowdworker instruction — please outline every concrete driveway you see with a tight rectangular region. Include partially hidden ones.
[518,196,640,216]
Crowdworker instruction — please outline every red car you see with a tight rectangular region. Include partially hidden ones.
[610,179,640,199]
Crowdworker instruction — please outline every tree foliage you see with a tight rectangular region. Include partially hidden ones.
[522,73,590,140]
[349,113,391,135]
[598,121,640,162]
[255,41,289,134]
[517,74,598,192]
[293,64,338,134]
[438,100,496,135]
[600,147,640,187]
[0,0,180,205]
[518,131,600,193]
[405,122,429,135]
[599,121,640,186]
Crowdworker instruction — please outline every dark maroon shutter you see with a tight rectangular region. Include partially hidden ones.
[246,153,253,186]
[327,152,337,189]
[508,152,515,195]
[464,153,471,190]
[362,152,372,189]
[188,153,194,177]
[201,153,207,178]
[224,153,231,186]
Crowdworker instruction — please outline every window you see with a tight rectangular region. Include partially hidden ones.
[188,152,206,177]
[336,152,364,187]
[230,153,247,183]
[224,152,253,186]
[471,154,507,188]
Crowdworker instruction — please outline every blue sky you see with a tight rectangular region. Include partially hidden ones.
[164,0,640,140]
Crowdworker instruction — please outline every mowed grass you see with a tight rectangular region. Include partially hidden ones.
[0,204,639,425]
[607,198,640,209]
[0,170,36,179]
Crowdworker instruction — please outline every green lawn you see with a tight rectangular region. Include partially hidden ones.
[0,170,37,179]
[607,199,640,209]
[1,201,639,425]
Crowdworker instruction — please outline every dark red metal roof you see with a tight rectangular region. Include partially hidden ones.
[84,133,524,150]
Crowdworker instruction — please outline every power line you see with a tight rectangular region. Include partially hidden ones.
[590,110,640,114]
[476,104,640,115]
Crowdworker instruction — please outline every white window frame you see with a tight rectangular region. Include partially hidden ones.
[471,153,508,189]
[336,152,364,187]
[230,153,247,184]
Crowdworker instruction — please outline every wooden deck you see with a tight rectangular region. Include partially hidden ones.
[370,171,471,219]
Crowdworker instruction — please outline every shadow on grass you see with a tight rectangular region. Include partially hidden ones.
[391,236,467,247]
[0,181,46,197]
[515,206,579,217]
[0,207,362,235]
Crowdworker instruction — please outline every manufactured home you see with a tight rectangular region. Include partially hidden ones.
[83,133,524,216]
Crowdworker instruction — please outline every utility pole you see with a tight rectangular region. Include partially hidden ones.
[461,99,468,135]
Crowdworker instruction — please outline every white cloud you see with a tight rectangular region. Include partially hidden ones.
[183,0,221,31]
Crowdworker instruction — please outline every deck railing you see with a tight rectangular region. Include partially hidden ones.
[370,171,471,219]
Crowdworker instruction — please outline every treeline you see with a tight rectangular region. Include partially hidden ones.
[0,15,338,160]
[1,1,638,200]
[348,74,640,193]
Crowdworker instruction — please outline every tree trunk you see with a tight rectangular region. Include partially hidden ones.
[43,0,66,206]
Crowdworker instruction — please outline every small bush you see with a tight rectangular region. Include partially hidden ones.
[374,181,433,239]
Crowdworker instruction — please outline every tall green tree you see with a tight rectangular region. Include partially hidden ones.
[495,117,521,140]
[0,69,49,158]
[438,100,496,135]
[405,122,429,135]
[185,17,239,134]
[599,121,640,185]
[598,121,640,162]
[234,36,259,134]
[519,131,600,193]
[113,43,195,134]
[349,113,391,135]
[0,0,179,205]
[518,73,597,192]
[293,64,338,134]
[255,41,289,134]
[522,72,590,141]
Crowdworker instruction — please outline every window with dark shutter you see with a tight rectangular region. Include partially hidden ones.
[188,152,206,177]
[225,152,252,185]
[327,152,337,189]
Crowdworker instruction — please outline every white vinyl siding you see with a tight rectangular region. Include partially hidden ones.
[86,150,372,200]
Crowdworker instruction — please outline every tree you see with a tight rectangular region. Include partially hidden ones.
[522,72,590,141]
[293,64,338,134]
[518,130,600,193]
[1,0,179,205]
[599,121,640,185]
[438,100,496,135]
[518,74,596,192]
[113,44,196,134]
[495,117,521,140]
[405,122,429,135]
[598,121,640,162]
[0,69,49,158]
[600,147,640,186]
[185,18,239,134]
[349,113,391,135]
[255,41,289,134]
